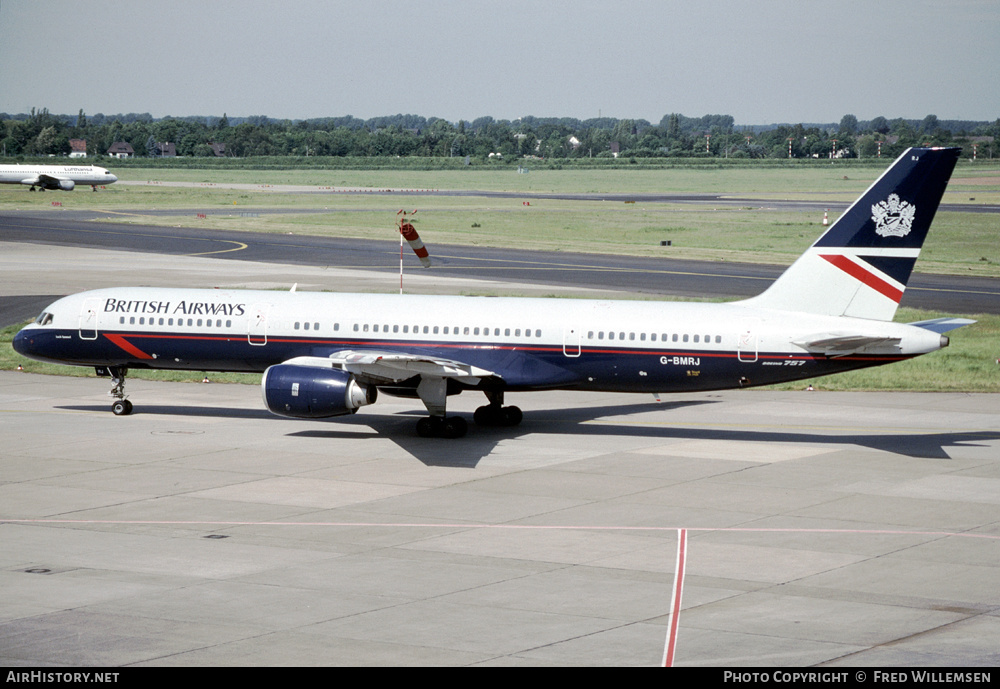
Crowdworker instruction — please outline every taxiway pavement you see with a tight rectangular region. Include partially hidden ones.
[2,244,998,666]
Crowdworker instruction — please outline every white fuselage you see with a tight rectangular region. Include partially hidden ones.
[0,164,118,190]
[15,287,947,393]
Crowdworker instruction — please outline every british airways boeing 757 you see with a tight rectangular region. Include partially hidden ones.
[14,148,971,437]
[0,164,117,191]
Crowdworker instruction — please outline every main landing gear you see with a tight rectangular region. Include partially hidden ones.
[412,381,522,439]
[106,365,133,416]
[416,415,468,439]
[473,389,522,427]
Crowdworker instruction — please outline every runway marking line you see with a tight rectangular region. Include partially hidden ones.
[663,528,687,668]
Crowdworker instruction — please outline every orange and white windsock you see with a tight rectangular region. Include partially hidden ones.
[399,222,431,267]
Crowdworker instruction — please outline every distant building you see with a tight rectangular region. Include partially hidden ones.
[153,142,176,157]
[69,139,87,158]
[107,142,135,158]
[207,141,227,157]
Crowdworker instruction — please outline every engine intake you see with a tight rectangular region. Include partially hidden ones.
[262,364,376,419]
[58,179,75,191]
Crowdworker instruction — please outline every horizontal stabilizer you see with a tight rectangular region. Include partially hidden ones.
[793,332,901,357]
[907,317,976,333]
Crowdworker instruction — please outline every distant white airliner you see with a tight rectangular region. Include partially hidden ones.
[0,164,117,191]
[14,148,970,438]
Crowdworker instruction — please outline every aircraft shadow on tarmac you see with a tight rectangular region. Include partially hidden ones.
[59,404,273,420]
[287,400,1000,467]
[58,399,1000,468]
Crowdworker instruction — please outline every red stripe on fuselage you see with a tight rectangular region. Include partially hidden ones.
[103,333,154,359]
[819,254,903,303]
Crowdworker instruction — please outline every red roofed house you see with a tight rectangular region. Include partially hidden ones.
[69,139,87,158]
[107,142,135,158]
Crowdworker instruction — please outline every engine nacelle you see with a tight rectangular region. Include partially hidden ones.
[58,179,75,191]
[262,364,377,419]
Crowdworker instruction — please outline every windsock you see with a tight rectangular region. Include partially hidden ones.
[399,222,431,267]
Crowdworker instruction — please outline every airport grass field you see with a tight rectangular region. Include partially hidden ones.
[2,162,998,392]
[4,163,998,276]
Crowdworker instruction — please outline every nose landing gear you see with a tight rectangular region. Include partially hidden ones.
[104,365,133,415]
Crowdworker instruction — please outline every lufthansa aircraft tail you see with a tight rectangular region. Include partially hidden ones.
[743,147,960,321]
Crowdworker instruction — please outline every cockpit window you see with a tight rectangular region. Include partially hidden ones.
[35,312,54,326]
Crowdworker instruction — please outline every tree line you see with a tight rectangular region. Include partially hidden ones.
[2,108,997,162]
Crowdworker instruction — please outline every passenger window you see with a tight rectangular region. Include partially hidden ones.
[598,331,604,340]
[683,334,688,342]
[393,325,399,333]
[504,328,510,336]
[295,322,300,330]
[693,335,699,343]
[535,329,541,337]
[609,332,615,340]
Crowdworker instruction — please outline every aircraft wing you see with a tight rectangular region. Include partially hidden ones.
[286,350,500,385]
[332,349,498,384]
[34,173,71,190]
[792,333,901,357]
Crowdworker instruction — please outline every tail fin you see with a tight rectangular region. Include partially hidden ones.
[743,147,960,320]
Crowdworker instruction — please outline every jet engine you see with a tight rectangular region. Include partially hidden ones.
[261,364,376,419]
[57,179,75,191]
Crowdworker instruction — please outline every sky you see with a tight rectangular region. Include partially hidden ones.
[1,0,998,126]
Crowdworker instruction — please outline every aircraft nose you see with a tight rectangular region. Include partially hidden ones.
[109,174,118,182]
[12,328,31,356]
